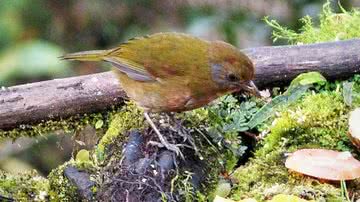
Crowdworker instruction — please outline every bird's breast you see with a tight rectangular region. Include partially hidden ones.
[116,72,223,112]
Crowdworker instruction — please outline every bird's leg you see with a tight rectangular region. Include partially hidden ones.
[144,112,184,159]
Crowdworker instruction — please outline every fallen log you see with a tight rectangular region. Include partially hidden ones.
[1,39,359,130]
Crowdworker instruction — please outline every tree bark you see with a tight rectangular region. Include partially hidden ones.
[0,72,126,130]
[1,39,359,130]
[245,39,360,87]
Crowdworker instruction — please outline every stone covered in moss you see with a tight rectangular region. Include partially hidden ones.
[96,107,226,201]
[96,101,145,162]
[47,161,81,202]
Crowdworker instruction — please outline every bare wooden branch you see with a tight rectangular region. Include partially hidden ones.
[0,72,126,130]
[1,39,359,130]
[245,39,360,87]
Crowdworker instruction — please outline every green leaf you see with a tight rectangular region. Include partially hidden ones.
[288,71,326,92]
[75,149,90,163]
[95,120,104,129]
[246,72,327,129]
[247,85,309,129]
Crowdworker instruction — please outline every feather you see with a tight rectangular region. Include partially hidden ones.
[59,50,108,61]
[104,57,155,82]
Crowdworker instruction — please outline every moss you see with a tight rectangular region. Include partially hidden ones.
[48,159,98,201]
[47,161,81,202]
[351,75,360,107]
[231,91,355,201]
[183,95,260,165]
[96,101,145,162]
[177,96,261,200]
[175,171,197,202]
[0,170,49,201]
[170,149,222,201]
[261,92,350,155]
[265,1,360,44]
[0,105,123,140]
[178,154,222,201]
[95,100,230,201]
[47,154,99,201]
[231,2,360,199]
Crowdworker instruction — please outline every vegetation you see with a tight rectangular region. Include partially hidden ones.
[265,1,360,44]
[229,2,360,201]
[1,1,360,201]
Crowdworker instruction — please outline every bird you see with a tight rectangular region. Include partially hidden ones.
[61,32,259,156]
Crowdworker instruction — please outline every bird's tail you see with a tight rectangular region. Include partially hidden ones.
[60,50,110,61]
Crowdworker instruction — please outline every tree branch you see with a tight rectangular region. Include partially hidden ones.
[246,39,360,87]
[1,39,359,130]
[0,72,126,130]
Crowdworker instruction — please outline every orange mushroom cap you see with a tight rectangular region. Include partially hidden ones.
[285,149,360,180]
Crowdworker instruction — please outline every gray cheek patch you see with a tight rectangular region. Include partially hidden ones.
[210,63,227,86]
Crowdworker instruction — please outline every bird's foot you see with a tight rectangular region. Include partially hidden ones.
[148,140,184,159]
[166,114,201,158]
[144,112,185,159]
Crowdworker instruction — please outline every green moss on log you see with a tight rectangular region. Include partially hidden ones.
[0,105,125,140]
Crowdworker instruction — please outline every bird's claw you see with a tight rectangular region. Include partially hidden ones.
[148,141,184,159]
[164,143,184,159]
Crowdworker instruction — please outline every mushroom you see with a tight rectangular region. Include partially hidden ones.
[349,108,360,149]
[285,149,360,180]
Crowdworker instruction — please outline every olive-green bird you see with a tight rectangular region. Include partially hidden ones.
[61,32,259,155]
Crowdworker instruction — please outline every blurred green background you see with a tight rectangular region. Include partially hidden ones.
[0,0,358,176]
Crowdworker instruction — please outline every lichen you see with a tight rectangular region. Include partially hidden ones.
[0,169,49,201]
[230,91,358,201]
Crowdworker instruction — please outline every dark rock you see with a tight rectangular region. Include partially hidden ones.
[123,130,144,165]
[64,166,95,201]
[134,158,152,174]
[157,151,175,178]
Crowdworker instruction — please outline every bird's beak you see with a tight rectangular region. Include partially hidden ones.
[241,80,261,98]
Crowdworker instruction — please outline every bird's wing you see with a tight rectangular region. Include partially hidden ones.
[103,57,155,82]
[106,33,209,82]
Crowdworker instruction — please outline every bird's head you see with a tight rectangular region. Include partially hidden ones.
[209,41,260,97]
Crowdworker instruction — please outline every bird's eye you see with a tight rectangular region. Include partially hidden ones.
[227,74,239,82]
